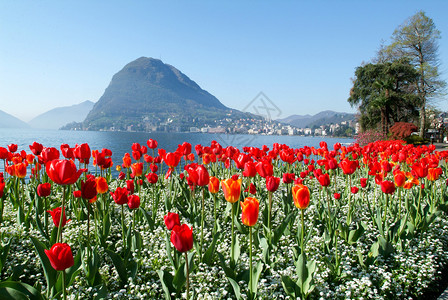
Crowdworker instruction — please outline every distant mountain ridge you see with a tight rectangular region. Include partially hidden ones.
[278,110,355,128]
[80,57,242,131]
[29,100,95,129]
[0,110,30,128]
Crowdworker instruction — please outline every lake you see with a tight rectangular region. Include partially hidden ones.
[0,128,354,172]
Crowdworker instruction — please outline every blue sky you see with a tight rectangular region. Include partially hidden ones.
[1,0,447,122]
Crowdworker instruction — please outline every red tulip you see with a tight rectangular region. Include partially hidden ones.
[45,243,74,271]
[110,187,129,205]
[29,142,43,156]
[147,139,158,149]
[0,147,8,160]
[412,161,428,178]
[164,212,181,230]
[146,172,158,184]
[242,161,256,178]
[245,182,257,195]
[126,180,135,194]
[144,154,153,163]
[196,165,210,186]
[40,147,60,164]
[360,178,368,188]
[46,159,82,186]
[180,142,192,156]
[339,159,358,175]
[132,150,142,161]
[282,173,295,184]
[47,207,70,227]
[127,194,140,209]
[380,180,396,194]
[164,152,181,168]
[37,182,52,197]
[292,184,310,209]
[240,197,259,226]
[266,176,280,192]
[170,224,193,253]
[255,160,273,178]
[0,181,5,198]
[334,192,341,200]
[60,144,74,159]
[351,186,359,194]
[317,173,330,187]
[74,143,91,164]
[8,144,17,153]
[81,175,97,200]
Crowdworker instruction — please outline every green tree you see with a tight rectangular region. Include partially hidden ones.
[348,59,420,135]
[386,11,446,137]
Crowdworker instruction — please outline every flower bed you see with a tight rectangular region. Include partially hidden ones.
[0,140,447,299]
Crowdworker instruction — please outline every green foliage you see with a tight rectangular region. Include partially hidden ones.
[405,134,426,145]
[348,58,420,134]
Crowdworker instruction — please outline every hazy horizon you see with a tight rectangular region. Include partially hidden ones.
[1,1,447,122]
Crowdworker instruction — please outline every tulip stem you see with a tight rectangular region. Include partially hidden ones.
[44,197,48,236]
[185,252,190,300]
[301,208,305,253]
[87,201,91,251]
[231,203,235,266]
[326,187,331,232]
[57,186,66,243]
[121,205,126,251]
[200,188,205,261]
[268,191,272,244]
[249,226,253,299]
[213,193,217,235]
[62,270,67,300]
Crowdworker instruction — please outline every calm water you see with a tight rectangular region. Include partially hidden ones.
[0,128,353,172]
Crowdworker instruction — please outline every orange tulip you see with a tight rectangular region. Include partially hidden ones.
[95,176,109,194]
[394,170,406,187]
[240,197,259,226]
[14,162,27,178]
[122,153,132,168]
[427,167,442,181]
[221,177,242,203]
[131,162,143,178]
[292,184,310,209]
[208,176,220,194]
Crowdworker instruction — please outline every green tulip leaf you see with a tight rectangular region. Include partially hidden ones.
[281,275,299,298]
[203,231,220,266]
[105,249,128,284]
[0,238,11,273]
[0,281,43,300]
[251,260,263,296]
[173,261,186,292]
[30,236,57,296]
[157,269,175,300]
[227,277,242,300]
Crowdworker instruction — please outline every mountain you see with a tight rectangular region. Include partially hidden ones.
[80,57,244,131]
[0,110,30,128]
[28,100,95,129]
[278,110,355,128]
